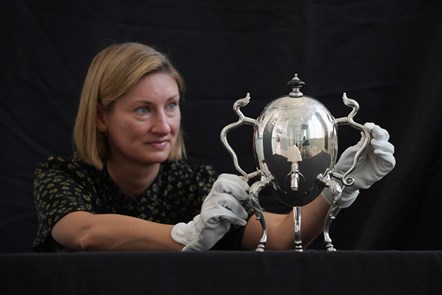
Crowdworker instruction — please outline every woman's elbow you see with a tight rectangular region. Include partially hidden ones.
[51,211,96,251]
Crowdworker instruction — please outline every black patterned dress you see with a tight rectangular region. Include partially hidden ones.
[33,156,248,252]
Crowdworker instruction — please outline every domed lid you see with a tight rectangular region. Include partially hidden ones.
[264,74,326,112]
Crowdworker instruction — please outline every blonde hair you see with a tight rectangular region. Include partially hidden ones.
[73,42,186,169]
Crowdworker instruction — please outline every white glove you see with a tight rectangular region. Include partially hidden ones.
[171,174,249,251]
[322,122,396,208]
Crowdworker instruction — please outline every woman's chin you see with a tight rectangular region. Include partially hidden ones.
[144,152,171,164]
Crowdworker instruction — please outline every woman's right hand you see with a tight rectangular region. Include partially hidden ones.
[171,174,249,251]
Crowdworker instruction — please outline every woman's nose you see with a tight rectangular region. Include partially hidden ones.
[151,111,171,134]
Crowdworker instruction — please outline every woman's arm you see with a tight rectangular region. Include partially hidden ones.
[52,211,184,251]
[51,174,250,252]
[241,196,331,250]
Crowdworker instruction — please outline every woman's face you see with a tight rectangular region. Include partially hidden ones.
[98,72,181,166]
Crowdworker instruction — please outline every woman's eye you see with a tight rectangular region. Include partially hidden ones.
[136,107,150,115]
[167,102,178,111]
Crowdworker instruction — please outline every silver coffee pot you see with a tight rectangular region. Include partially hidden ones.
[220,74,371,251]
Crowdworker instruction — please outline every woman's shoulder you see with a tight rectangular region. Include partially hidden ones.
[34,154,98,179]
[36,154,79,169]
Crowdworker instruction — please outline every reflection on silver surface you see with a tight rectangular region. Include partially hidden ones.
[254,94,337,207]
[220,74,370,252]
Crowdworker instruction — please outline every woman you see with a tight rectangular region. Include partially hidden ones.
[33,42,395,252]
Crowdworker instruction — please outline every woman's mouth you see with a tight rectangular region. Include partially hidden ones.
[146,140,169,150]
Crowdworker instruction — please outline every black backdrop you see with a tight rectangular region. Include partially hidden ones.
[1,0,441,252]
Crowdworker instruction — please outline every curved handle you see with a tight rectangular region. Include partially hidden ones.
[334,93,372,186]
[220,93,259,181]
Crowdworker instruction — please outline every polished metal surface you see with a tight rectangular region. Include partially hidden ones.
[254,92,337,207]
[220,74,370,251]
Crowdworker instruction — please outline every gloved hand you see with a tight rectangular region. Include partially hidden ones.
[171,174,249,251]
[321,122,396,208]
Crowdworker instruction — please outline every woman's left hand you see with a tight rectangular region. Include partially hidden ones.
[322,122,396,208]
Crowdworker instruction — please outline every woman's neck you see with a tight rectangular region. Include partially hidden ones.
[106,159,161,197]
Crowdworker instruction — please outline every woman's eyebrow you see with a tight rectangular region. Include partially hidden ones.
[133,95,180,105]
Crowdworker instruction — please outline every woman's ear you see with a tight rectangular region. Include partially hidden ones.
[96,104,107,132]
